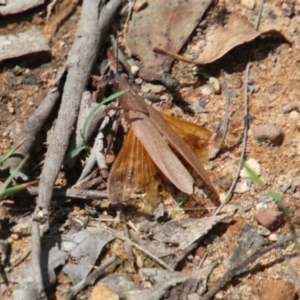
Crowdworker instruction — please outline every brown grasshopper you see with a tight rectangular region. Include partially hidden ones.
[107,71,220,214]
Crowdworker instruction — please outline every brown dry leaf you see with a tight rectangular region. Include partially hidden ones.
[154,18,291,65]
[125,0,214,81]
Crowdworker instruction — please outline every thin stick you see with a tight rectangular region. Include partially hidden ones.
[202,235,294,300]
[62,255,117,300]
[101,226,173,271]
[31,210,44,298]
[31,0,122,295]
[217,70,230,150]
[125,0,135,24]
[171,238,204,269]
[6,249,31,272]
[15,186,108,200]
[214,0,265,215]
[254,0,265,30]
[214,63,250,215]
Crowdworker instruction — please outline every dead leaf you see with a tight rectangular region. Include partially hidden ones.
[154,210,235,250]
[99,274,141,296]
[12,245,67,300]
[125,0,214,81]
[154,18,291,65]
[61,227,115,284]
[132,234,176,258]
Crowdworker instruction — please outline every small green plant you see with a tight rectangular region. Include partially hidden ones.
[81,89,128,144]
[62,89,128,164]
[169,194,187,218]
[242,161,300,255]
[0,141,36,200]
[29,90,129,175]
[196,68,220,92]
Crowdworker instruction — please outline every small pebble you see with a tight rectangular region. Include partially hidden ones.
[258,193,268,203]
[217,177,232,190]
[143,93,161,103]
[268,233,279,241]
[215,291,225,299]
[198,99,206,108]
[229,90,239,98]
[174,106,183,117]
[187,294,200,300]
[220,193,227,203]
[188,103,207,114]
[283,104,297,114]
[240,158,261,178]
[252,124,283,145]
[257,226,271,237]
[289,110,300,121]
[241,0,256,9]
[234,178,251,193]
[200,85,213,96]
[135,78,143,85]
[133,0,148,11]
[131,65,139,75]
[231,294,241,300]
[7,102,15,114]
[282,183,292,193]
[277,174,289,186]
[40,70,52,82]
[140,83,165,94]
[256,202,269,210]
[254,207,283,231]
[10,233,19,240]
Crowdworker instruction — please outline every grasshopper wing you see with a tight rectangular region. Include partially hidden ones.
[107,127,163,214]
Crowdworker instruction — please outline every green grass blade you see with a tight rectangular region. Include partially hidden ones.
[197,69,220,91]
[242,161,262,186]
[1,181,37,198]
[0,139,26,165]
[266,189,282,203]
[81,89,128,143]
[0,156,28,199]
[64,146,87,163]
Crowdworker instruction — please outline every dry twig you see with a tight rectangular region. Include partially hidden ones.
[202,235,294,300]
[102,226,174,271]
[217,70,230,150]
[214,0,265,215]
[62,255,117,300]
[214,62,251,215]
[15,186,107,200]
[31,0,122,296]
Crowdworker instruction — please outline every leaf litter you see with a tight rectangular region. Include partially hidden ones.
[0,0,299,299]
[125,0,214,82]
